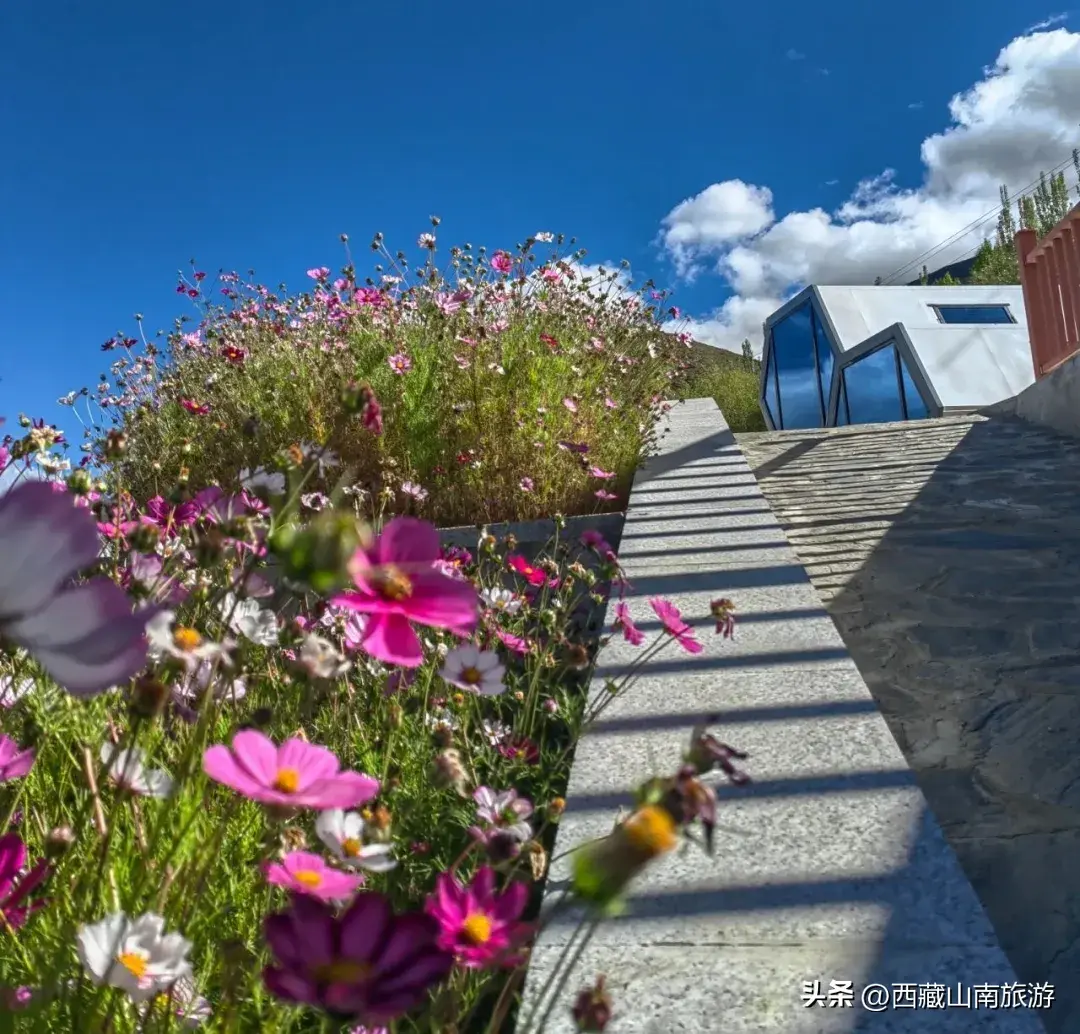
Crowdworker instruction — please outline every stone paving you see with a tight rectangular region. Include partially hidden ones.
[739,412,1080,1034]
[522,401,1039,1034]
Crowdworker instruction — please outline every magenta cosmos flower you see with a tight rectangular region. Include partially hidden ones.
[330,518,477,668]
[0,482,154,696]
[0,735,34,783]
[0,833,50,930]
[649,598,702,654]
[265,851,363,903]
[425,867,529,969]
[263,892,452,1023]
[203,730,379,810]
[612,601,645,646]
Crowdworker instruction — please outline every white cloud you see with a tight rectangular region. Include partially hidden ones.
[661,27,1080,355]
[786,48,806,60]
[908,101,924,110]
[659,181,775,279]
[1027,13,1068,32]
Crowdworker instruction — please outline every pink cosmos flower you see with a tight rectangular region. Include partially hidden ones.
[604,397,618,409]
[493,628,531,655]
[594,490,618,501]
[0,482,155,696]
[180,399,210,415]
[519,477,534,493]
[330,517,478,667]
[507,555,546,587]
[0,445,9,473]
[588,466,615,480]
[562,397,578,414]
[425,867,529,969]
[613,602,645,646]
[0,736,34,783]
[540,267,562,283]
[469,788,533,844]
[539,333,559,350]
[0,833,50,930]
[387,353,412,375]
[579,529,612,554]
[263,892,452,1023]
[497,737,539,765]
[143,496,200,535]
[649,598,703,654]
[490,251,513,275]
[265,851,364,902]
[203,731,380,810]
[307,267,331,281]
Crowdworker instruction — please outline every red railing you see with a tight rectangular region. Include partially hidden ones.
[1017,207,1080,377]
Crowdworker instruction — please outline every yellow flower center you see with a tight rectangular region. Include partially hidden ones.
[293,869,323,888]
[273,767,300,793]
[622,805,678,858]
[371,564,413,601]
[172,626,202,651]
[460,666,481,685]
[461,913,493,945]
[117,951,149,979]
[341,837,362,857]
[313,959,371,984]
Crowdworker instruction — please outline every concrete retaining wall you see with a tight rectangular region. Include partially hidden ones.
[984,351,1080,440]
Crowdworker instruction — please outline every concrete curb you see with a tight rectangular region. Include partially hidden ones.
[519,398,1044,1033]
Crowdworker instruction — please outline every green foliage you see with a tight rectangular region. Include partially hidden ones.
[679,340,765,433]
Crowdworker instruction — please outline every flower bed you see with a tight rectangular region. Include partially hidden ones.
[69,228,695,527]
[0,230,742,1033]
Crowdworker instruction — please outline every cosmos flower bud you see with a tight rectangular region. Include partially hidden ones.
[572,976,613,1031]
[431,749,470,797]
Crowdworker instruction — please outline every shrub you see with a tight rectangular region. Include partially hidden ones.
[86,230,694,527]
[679,344,765,433]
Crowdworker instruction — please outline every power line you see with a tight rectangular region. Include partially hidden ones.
[878,150,1078,285]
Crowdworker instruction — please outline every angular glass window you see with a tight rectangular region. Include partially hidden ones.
[842,342,904,424]
[771,302,823,428]
[811,304,834,422]
[931,304,1014,324]
[762,346,781,427]
[898,352,929,420]
[835,380,850,425]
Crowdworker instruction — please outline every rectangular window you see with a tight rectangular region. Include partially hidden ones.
[930,304,1015,325]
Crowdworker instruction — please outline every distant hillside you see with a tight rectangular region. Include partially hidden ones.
[678,338,765,432]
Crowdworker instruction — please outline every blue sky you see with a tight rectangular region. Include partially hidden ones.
[1,1,1074,439]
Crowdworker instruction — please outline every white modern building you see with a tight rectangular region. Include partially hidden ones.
[758,285,1036,429]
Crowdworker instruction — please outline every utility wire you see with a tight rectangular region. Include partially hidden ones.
[878,150,1078,285]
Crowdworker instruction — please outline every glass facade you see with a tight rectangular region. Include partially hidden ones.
[768,300,835,429]
[898,353,929,420]
[762,348,780,427]
[843,344,905,424]
[932,304,1014,325]
[761,293,935,429]
[840,341,931,424]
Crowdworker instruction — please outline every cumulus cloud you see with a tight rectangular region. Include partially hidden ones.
[663,27,1080,354]
[659,181,775,279]
[785,48,806,60]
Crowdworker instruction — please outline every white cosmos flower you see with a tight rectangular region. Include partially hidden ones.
[145,611,231,671]
[102,745,174,798]
[219,593,278,647]
[482,718,512,747]
[297,634,351,679]
[480,587,522,615]
[0,675,34,708]
[239,467,285,495]
[76,911,192,1002]
[534,231,554,243]
[440,644,506,696]
[138,974,212,1028]
[173,661,246,705]
[315,809,397,873]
